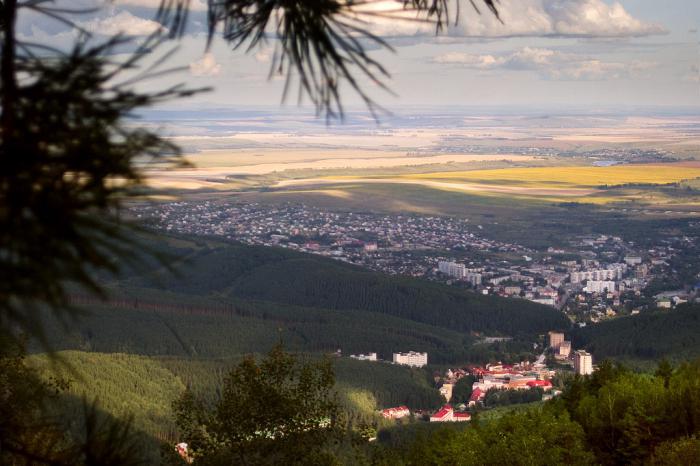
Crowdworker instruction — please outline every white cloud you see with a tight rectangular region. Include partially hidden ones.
[352,0,665,39]
[432,52,505,68]
[432,47,656,80]
[81,10,166,36]
[190,52,222,77]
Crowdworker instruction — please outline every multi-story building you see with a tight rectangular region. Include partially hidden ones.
[574,350,594,375]
[393,351,428,368]
[558,340,572,358]
[350,352,377,361]
[438,261,465,279]
[464,272,483,286]
[548,331,565,350]
[570,267,625,284]
[585,280,617,294]
[624,255,643,265]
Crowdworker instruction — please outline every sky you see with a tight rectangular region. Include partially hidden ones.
[17,1,700,113]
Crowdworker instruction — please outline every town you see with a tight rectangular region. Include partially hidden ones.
[365,331,594,423]
[132,201,699,325]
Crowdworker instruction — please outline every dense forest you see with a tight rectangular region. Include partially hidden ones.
[121,233,570,336]
[573,304,700,362]
[33,233,567,365]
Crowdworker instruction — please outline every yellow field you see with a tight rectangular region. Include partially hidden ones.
[403,164,700,187]
[267,163,700,208]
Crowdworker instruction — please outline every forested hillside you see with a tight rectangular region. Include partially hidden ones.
[28,351,442,444]
[118,233,569,337]
[35,233,568,364]
[573,304,700,361]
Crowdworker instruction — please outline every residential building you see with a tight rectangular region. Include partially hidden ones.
[381,406,410,419]
[430,405,471,422]
[585,280,617,294]
[531,297,556,307]
[393,351,428,368]
[625,255,643,265]
[468,388,484,407]
[350,352,377,361]
[557,340,572,358]
[574,350,594,375]
[439,383,453,402]
[438,261,465,279]
[465,272,483,286]
[548,331,565,350]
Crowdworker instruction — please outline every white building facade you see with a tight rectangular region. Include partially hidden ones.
[393,351,428,368]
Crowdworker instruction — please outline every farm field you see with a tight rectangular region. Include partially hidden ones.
[267,163,700,207]
[402,163,700,187]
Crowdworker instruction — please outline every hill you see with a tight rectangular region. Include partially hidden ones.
[28,351,443,443]
[119,233,570,338]
[572,304,700,362]
[37,233,568,364]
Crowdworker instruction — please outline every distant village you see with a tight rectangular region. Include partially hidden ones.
[133,201,699,325]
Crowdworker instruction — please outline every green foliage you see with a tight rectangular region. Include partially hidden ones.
[0,338,151,465]
[173,345,343,465]
[450,375,477,404]
[483,387,544,407]
[375,406,595,465]
[648,436,700,466]
[554,359,700,465]
[573,304,700,361]
[29,351,186,439]
[334,358,443,411]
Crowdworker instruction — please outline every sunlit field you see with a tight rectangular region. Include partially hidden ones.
[403,163,700,187]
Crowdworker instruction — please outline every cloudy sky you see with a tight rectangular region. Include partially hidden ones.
[18,1,700,112]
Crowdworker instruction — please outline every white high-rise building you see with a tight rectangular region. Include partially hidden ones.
[574,350,594,375]
[438,261,465,279]
[393,351,428,368]
[438,261,482,285]
[585,280,617,294]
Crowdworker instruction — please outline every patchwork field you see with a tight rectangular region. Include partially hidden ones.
[267,163,700,207]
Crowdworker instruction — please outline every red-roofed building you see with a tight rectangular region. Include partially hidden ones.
[468,388,484,407]
[430,405,454,422]
[526,380,553,390]
[381,406,411,419]
[430,405,472,422]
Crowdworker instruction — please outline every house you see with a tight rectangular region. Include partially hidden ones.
[526,380,553,391]
[429,405,471,422]
[430,405,453,422]
[468,388,484,407]
[381,406,410,419]
[439,383,454,402]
